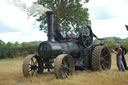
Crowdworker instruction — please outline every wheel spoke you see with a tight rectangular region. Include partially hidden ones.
[63,61,67,67]
[67,67,72,71]
[64,70,68,77]
[33,60,38,65]
[101,63,106,69]
[31,58,38,68]
[61,64,66,68]
[35,69,38,72]
[103,53,109,58]
[31,58,34,64]
[28,69,33,72]
[34,69,36,73]
[101,55,109,70]
[31,70,34,76]
[61,59,70,70]
[104,61,110,65]
[61,61,71,78]
[62,58,68,68]
[100,57,104,61]
[61,68,68,78]
[28,64,32,68]
[102,50,106,56]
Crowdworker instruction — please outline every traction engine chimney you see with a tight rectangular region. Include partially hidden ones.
[46,11,55,41]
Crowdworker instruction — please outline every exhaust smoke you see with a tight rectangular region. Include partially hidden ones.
[11,0,51,17]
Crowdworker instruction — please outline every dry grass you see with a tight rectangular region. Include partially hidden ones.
[0,54,128,85]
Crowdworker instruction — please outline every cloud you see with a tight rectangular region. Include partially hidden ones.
[84,0,128,39]
[89,6,118,20]
[0,1,36,32]
[0,0,48,42]
[86,0,128,20]
[0,21,19,33]
[0,29,47,43]
[92,18,128,38]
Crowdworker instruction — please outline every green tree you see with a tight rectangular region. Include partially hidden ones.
[36,0,90,33]
[14,41,20,47]
[0,40,5,47]
[7,42,14,47]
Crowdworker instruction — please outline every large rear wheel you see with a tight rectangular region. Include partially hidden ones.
[54,54,75,79]
[91,46,111,71]
[22,54,43,77]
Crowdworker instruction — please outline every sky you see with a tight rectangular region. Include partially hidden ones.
[0,0,128,43]
[85,0,128,38]
[0,0,47,43]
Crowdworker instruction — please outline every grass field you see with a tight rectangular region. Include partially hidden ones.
[0,54,128,85]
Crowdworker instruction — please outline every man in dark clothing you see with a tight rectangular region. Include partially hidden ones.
[121,45,128,70]
[115,45,128,70]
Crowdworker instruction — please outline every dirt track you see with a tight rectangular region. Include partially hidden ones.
[0,54,128,85]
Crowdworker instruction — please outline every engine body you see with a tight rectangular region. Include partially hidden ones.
[38,41,80,59]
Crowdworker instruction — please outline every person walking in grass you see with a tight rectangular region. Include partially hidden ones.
[112,44,125,71]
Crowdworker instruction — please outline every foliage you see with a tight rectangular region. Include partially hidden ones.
[0,40,40,59]
[94,37,128,50]
[0,37,128,59]
[36,0,90,33]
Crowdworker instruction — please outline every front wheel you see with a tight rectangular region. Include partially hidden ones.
[22,54,43,77]
[54,54,75,79]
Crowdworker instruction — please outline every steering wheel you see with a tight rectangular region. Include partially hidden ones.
[79,25,93,48]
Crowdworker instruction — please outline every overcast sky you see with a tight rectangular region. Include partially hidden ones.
[0,0,128,43]
[86,0,128,38]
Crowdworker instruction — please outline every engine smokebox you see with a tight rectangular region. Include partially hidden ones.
[38,41,80,59]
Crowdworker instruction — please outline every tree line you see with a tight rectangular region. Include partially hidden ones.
[0,40,40,59]
[95,37,128,51]
[0,37,128,59]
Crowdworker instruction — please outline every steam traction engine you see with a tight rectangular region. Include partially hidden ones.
[22,11,111,79]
